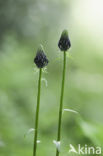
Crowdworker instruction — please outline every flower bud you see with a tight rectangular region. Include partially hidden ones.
[34,45,49,68]
[58,30,71,51]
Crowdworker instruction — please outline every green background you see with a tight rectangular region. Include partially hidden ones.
[0,0,103,155]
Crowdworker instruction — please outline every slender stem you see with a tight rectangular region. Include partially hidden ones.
[33,68,42,156]
[56,51,66,156]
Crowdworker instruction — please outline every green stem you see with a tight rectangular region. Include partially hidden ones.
[56,51,66,156]
[33,68,42,156]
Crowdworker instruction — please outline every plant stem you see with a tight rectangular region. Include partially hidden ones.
[33,68,42,156]
[56,51,66,156]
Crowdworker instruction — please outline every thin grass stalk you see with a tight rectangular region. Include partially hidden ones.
[33,68,42,156]
[56,51,66,156]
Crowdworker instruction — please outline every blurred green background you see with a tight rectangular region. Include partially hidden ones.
[0,0,103,156]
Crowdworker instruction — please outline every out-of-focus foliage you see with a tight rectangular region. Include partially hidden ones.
[0,0,103,156]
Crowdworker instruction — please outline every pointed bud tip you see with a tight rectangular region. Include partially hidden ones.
[61,30,68,38]
[37,44,44,52]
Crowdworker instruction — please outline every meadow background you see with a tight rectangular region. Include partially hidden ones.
[0,0,103,155]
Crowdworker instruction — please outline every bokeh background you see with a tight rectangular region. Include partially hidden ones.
[0,0,103,156]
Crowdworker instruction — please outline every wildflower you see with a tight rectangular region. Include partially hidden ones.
[34,45,48,68]
[33,45,48,156]
[58,30,71,51]
[56,30,71,156]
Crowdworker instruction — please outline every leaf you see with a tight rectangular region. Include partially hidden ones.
[42,78,48,87]
[67,53,74,60]
[63,109,78,114]
[79,120,103,145]
[42,67,48,73]
[24,128,35,138]
[33,67,39,74]
[53,140,61,152]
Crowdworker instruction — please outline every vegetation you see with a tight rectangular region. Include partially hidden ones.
[0,0,103,156]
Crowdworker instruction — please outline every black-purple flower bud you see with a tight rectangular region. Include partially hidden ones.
[34,45,49,68]
[58,30,71,51]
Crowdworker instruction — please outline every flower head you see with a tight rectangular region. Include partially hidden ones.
[58,30,71,51]
[34,45,49,68]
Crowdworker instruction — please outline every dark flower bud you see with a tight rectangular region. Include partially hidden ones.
[58,30,71,51]
[34,45,49,68]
